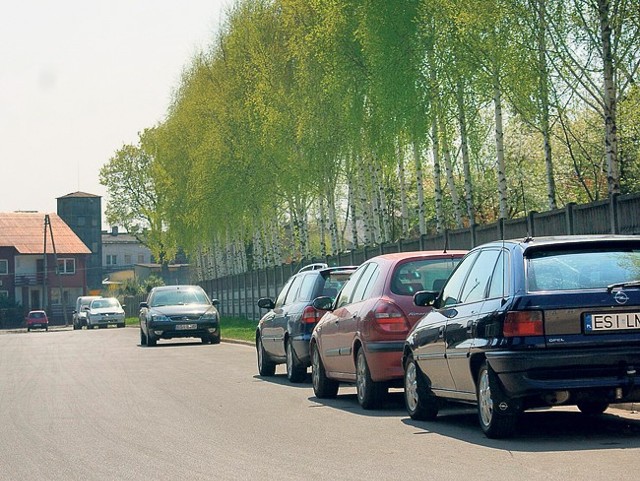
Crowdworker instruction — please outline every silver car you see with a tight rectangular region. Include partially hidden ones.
[85,297,126,329]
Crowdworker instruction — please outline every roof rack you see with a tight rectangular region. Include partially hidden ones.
[298,263,329,273]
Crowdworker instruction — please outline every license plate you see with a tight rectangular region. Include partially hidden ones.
[175,323,197,330]
[585,312,640,332]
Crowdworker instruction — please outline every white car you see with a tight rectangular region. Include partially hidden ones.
[85,297,126,329]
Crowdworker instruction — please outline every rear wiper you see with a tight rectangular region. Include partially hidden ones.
[606,280,640,293]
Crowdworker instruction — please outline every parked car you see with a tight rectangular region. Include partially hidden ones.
[256,263,358,382]
[84,297,126,329]
[403,235,640,438]
[139,285,220,347]
[26,310,48,331]
[310,251,466,408]
[72,295,102,329]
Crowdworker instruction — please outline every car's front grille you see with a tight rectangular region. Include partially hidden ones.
[168,315,201,322]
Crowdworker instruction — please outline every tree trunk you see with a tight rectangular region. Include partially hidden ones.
[326,183,340,255]
[431,115,444,233]
[413,140,427,235]
[536,0,557,210]
[397,141,409,238]
[456,80,475,225]
[440,118,463,228]
[318,196,327,258]
[494,80,509,219]
[598,0,619,195]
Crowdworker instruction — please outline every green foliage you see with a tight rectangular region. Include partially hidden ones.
[102,0,639,273]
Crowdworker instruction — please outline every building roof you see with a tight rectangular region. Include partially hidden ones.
[0,212,91,255]
[56,191,101,199]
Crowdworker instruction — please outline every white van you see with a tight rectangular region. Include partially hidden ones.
[72,296,102,330]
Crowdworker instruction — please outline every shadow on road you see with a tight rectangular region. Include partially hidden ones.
[402,404,640,450]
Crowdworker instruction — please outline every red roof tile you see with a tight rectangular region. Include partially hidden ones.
[0,212,91,255]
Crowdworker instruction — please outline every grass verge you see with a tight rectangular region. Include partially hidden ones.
[125,316,256,343]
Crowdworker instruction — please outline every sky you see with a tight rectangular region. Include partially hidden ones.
[0,0,230,223]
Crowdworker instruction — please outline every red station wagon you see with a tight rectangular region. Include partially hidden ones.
[310,251,466,409]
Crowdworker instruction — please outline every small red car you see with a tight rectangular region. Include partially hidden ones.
[26,310,49,331]
[310,250,466,409]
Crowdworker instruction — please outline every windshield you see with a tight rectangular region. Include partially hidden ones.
[528,248,640,291]
[91,298,120,309]
[150,288,209,307]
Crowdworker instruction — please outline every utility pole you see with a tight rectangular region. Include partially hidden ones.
[44,215,70,326]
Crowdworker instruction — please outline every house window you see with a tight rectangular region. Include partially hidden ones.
[106,255,117,266]
[0,259,7,275]
[0,290,8,299]
[124,255,132,265]
[57,258,76,274]
[137,254,145,263]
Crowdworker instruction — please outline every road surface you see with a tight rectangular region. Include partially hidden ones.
[1,327,640,480]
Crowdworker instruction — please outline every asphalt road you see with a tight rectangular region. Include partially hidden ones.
[2,327,640,481]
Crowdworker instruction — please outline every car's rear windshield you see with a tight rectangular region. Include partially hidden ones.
[391,258,461,296]
[527,247,640,292]
[30,312,45,318]
[150,289,209,306]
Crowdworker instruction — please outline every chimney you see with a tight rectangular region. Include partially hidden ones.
[111,226,119,236]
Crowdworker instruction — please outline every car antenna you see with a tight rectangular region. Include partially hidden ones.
[442,229,449,254]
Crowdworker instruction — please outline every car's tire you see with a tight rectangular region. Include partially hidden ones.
[211,334,221,345]
[147,332,157,347]
[256,335,276,376]
[45,326,48,331]
[311,342,338,399]
[577,400,609,415]
[404,353,439,421]
[140,328,147,346]
[27,327,30,332]
[286,338,306,383]
[73,323,79,330]
[87,324,94,330]
[356,348,385,409]
[118,323,125,328]
[477,361,517,439]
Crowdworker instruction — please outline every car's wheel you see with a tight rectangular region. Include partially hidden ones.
[477,361,517,439]
[311,342,338,399]
[356,348,385,409]
[73,323,79,330]
[577,400,609,415]
[45,326,48,331]
[211,334,221,345]
[286,338,306,383]
[118,323,125,328]
[140,328,147,346]
[256,335,276,376]
[87,324,94,330]
[404,353,439,420]
[147,332,157,347]
[27,327,30,332]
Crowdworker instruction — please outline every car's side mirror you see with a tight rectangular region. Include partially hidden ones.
[257,297,275,310]
[312,296,334,311]
[83,306,90,311]
[211,298,220,307]
[139,302,149,309]
[413,290,439,307]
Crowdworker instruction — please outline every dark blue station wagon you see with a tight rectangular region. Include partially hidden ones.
[403,235,640,438]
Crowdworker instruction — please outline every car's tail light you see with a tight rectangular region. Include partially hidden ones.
[302,306,323,324]
[373,300,410,333]
[503,311,543,337]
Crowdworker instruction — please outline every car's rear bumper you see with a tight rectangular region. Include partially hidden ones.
[27,323,47,329]
[364,341,405,383]
[486,347,640,401]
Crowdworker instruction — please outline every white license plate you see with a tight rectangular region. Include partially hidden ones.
[175,323,198,330]
[585,312,640,332]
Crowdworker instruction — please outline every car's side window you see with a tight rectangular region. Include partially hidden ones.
[297,274,318,302]
[459,249,501,304]
[275,278,295,308]
[283,275,304,306]
[440,252,479,307]
[488,250,509,299]
[336,264,368,308]
[351,263,380,303]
